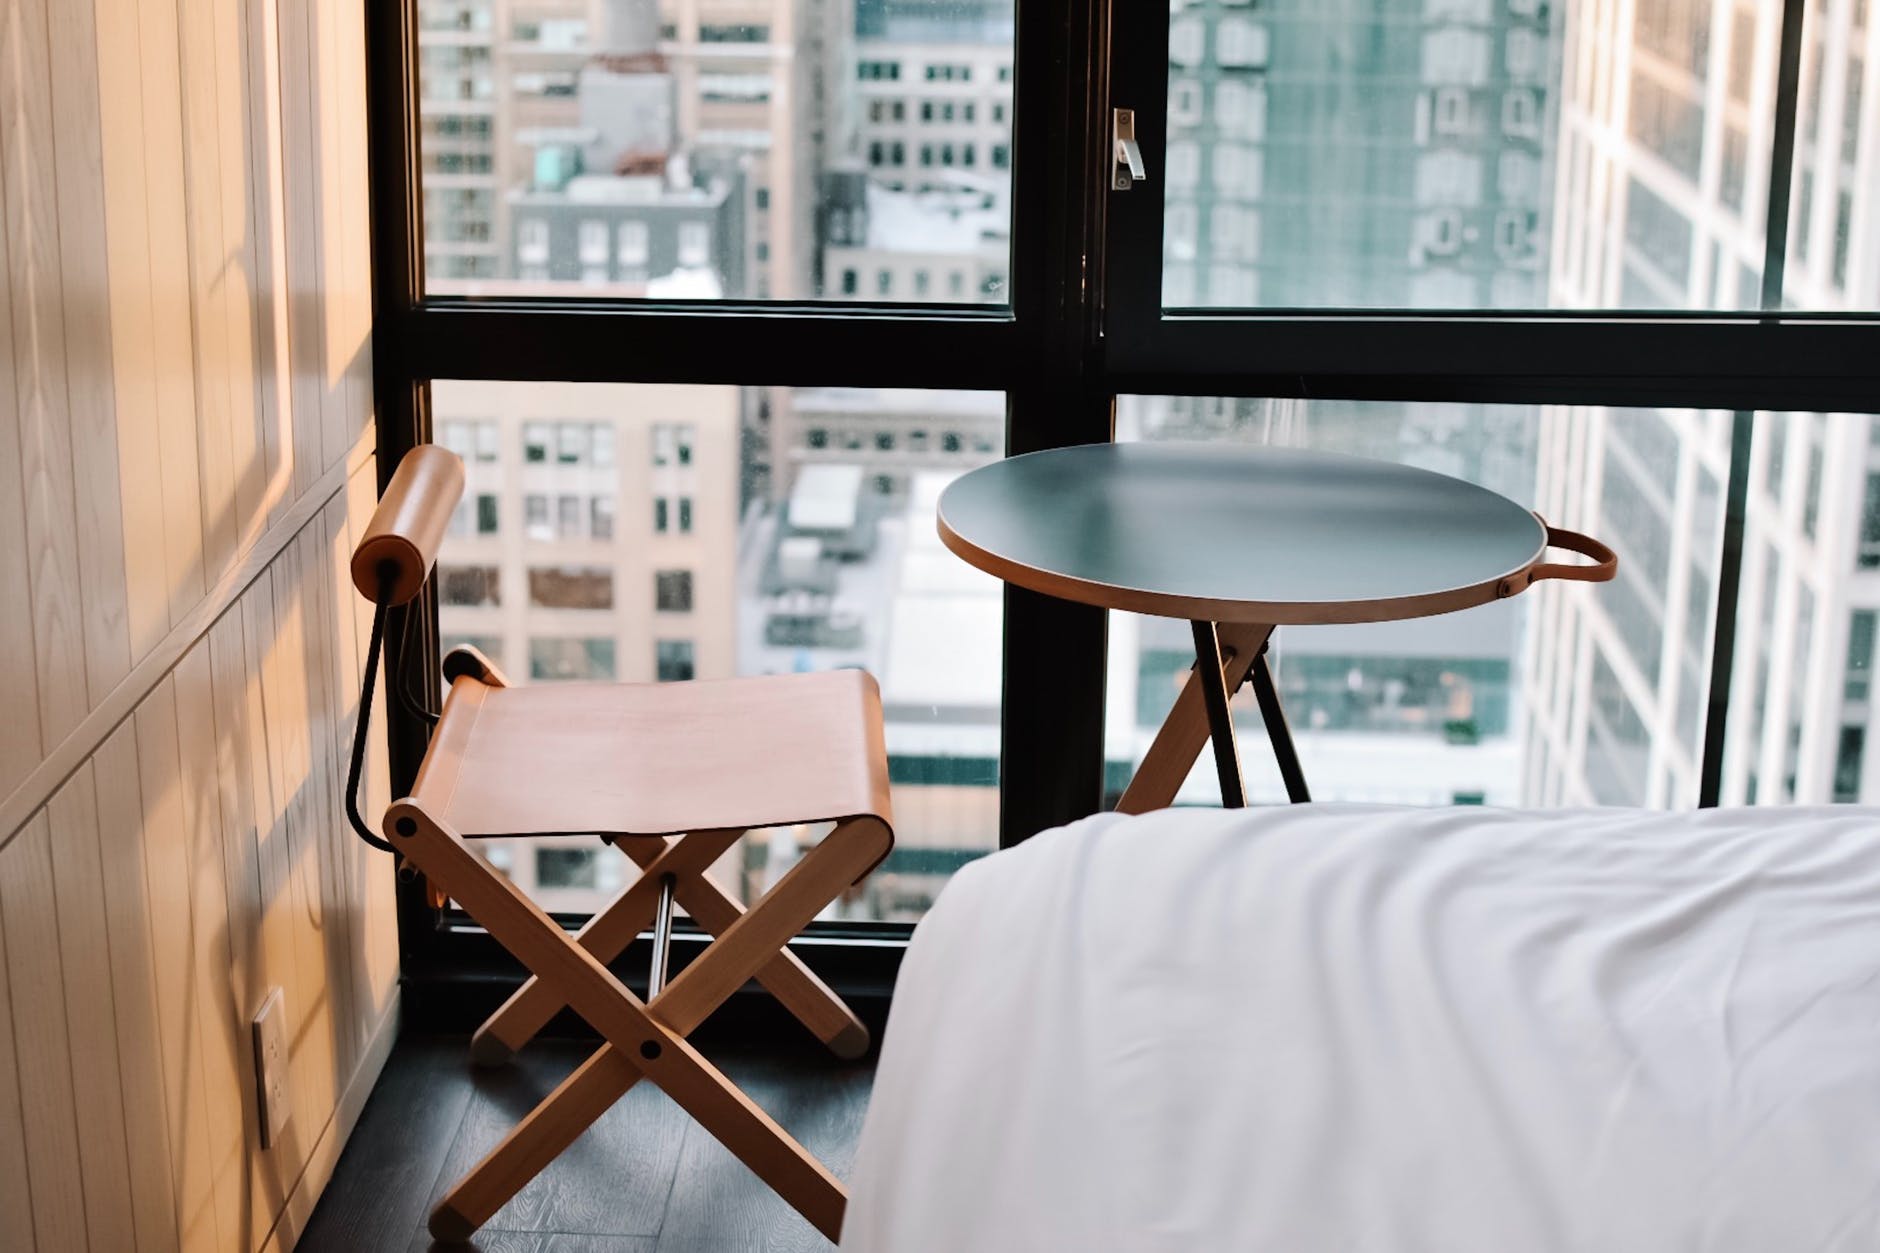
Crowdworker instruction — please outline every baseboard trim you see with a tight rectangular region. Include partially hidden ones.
[258,987,403,1253]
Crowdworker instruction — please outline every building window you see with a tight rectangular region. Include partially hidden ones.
[528,566,614,610]
[517,217,549,264]
[591,423,615,468]
[557,494,582,537]
[523,422,550,462]
[616,220,649,266]
[678,221,711,267]
[678,497,694,533]
[877,269,893,296]
[476,493,499,533]
[699,22,769,42]
[655,570,694,612]
[1860,474,1880,569]
[556,421,586,463]
[591,495,615,541]
[841,268,858,295]
[524,494,553,540]
[656,639,696,682]
[438,565,500,607]
[654,497,669,532]
[536,848,598,889]
[578,220,608,266]
[1835,727,1867,802]
[529,638,615,682]
[1848,611,1877,704]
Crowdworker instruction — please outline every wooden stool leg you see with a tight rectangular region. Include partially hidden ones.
[1116,622,1273,813]
[619,838,871,1059]
[398,806,891,1242]
[470,830,744,1066]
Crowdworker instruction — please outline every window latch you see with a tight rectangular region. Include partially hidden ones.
[1112,108,1145,190]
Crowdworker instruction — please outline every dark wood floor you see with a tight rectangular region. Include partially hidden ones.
[299,1034,876,1252]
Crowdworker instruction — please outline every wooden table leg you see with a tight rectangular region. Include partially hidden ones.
[1116,622,1273,814]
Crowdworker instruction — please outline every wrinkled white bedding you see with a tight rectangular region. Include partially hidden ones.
[841,804,1880,1252]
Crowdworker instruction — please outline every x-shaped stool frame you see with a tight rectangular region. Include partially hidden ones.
[388,800,890,1243]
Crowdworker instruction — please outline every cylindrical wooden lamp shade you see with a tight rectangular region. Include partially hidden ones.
[350,445,467,605]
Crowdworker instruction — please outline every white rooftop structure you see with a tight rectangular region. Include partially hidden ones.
[788,464,866,532]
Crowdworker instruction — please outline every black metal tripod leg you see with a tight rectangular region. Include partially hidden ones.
[1190,621,1247,808]
[1249,649,1312,804]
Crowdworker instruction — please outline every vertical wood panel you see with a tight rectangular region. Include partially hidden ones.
[172,644,249,1249]
[324,488,382,1040]
[44,762,139,1253]
[308,518,362,1075]
[46,0,132,704]
[1,0,90,745]
[213,0,267,551]
[0,814,91,1250]
[134,679,226,1251]
[0,153,45,795]
[177,0,238,582]
[207,604,301,1247]
[334,0,372,465]
[0,847,40,1253]
[90,0,170,664]
[253,557,343,1153]
[91,721,184,1253]
[288,524,357,1093]
[245,0,293,532]
[276,0,324,503]
[137,0,207,623]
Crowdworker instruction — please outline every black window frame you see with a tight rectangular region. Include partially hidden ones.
[368,0,1879,1014]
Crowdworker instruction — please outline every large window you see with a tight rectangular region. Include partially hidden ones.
[376,0,1880,965]
[431,382,1005,921]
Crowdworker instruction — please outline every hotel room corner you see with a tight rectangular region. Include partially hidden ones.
[0,0,395,1248]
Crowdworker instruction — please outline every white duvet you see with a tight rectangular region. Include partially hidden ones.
[840,804,1880,1252]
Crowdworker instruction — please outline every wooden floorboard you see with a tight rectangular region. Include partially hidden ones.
[296,1036,478,1252]
[301,1033,876,1253]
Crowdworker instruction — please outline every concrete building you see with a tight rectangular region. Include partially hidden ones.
[848,0,1014,201]
[504,2,750,292]
[420,0,835,298]
[418,0,504,283]
[1525,0,1879,807]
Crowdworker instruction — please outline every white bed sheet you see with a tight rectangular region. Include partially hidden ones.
[841,804,1880,1252]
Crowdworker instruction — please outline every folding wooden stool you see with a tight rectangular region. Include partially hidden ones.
[344,446,894,1242]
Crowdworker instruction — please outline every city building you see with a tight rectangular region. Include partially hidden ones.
[504,1,750,292]
[1526,0,1880,808]
[849,0,1015,201]
[420,0,833,298]
[418,0,504,282]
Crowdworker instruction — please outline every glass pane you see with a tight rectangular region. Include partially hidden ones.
[1161,0,1875,311]
[417,0,1015,303]
[1108,397,1727,807]
[432,380,1004,920]
[1721,412,1880,804]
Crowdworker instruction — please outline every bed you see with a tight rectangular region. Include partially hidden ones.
[840,804,1880,1252]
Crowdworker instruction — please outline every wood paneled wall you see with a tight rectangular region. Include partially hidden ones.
[0,0,393,1248]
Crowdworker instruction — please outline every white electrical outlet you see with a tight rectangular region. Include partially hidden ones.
[252,988,292,1149]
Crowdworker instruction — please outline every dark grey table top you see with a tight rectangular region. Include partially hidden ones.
[936,442,1550,625]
